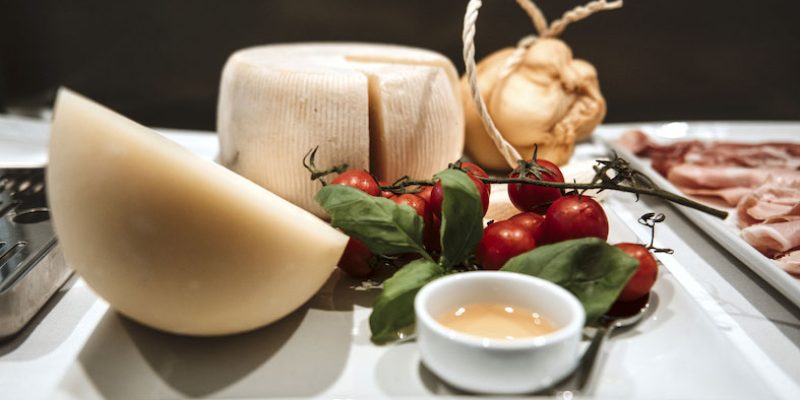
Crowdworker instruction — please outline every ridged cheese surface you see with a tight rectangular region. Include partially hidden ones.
[217,43,464,216]
[47,89,348,336]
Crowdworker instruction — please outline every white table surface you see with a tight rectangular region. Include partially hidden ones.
[1,115,799,399]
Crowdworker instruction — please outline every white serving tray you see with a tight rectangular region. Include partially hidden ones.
[53,209,790,399]
[595,122,800,308]
[2,115,794,398]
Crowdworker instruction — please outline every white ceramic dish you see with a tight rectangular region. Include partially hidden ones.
[595,121,800,307]
[415,271,584,394]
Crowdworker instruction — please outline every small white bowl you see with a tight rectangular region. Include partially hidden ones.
[414,271,585,394]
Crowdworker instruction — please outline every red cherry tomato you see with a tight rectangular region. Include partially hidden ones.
[378,180,395,199]
[461,162,492,197]
[541,195,608,244]
[508,212,546,244]
[416,185,434,204]
[391,194,432,225]
[508,160,564,213]
[615,243,659,302]
[460,162,488,179]
[424,214,442,253]
[337,238,374,278]
[430,183,443,217]
[392,193,440,254]
[331,170,380,196]
[476,220,537,270]
[471,175,491,216]
[430,175,489,219]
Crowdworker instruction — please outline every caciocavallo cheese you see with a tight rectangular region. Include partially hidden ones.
[47,89,349,336]
[217,43,464,216]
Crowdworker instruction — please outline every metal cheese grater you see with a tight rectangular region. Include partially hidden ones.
[0,168,72,340]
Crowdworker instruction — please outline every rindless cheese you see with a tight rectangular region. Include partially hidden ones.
[218,43,464,216]
[47,89,348,336]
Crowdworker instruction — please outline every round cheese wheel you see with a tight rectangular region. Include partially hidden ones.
[47,89,349,336]
[217,43,464,216]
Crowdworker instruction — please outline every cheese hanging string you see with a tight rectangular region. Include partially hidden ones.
[462,0,623,169]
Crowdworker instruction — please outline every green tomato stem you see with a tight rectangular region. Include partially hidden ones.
[479,176,728,220]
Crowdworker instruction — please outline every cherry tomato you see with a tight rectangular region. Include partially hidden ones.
[508,160,564,213]
[461,161,492,197]
[607,289,650,317]
[508,212,546,244]
[430,175,489,219]
[378,180,395,199]
[615,243,658,302]
[392,194,439,254]
[331,170,380,196]
[416,185,434,203]
[460,162,488,179]
[337,238,374,278]
[476,220,537,270]
[541,195,608,244]
[424,214,442,253]
[391,194,432,225]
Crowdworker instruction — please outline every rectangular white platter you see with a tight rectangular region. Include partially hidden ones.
[0,116,793,399]
[52,208,790,399]
[595,122,800,308]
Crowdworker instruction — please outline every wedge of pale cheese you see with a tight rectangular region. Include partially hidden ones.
[218,43,464,216]
[47,89,348,336]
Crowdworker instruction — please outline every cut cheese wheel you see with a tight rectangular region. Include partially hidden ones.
[217,43,464,216]
[47,89,348,336]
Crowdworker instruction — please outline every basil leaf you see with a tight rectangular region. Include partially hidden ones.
[370,259,444,344]
[316,185,430,259]
[500,238,638,322]
[437,169,484,268]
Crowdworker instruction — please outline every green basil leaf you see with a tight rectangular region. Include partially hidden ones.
[316,185,430,259]
[370,259,444,344]
[437,169,484,268]
[500,238,638,322]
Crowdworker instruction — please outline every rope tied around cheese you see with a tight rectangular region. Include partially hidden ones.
[462,0,623,169]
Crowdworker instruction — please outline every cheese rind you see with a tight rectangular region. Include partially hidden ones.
[218,43,464,216]
[47,89,348,336]
[218,54,371,217]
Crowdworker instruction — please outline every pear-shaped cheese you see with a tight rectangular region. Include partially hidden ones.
[47,89,348,336]
[218,43,464,216]
[463,38,606,171]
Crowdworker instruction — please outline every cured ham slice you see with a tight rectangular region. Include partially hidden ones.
[618,130,800,176]
[667,165,800,190]
[681,187,753,207]
[683,143,800,170]
[617,131,701,176]
[776,251,800,275]
[740,219,800,257]
[616,130,651,154]
[736,178,800,228]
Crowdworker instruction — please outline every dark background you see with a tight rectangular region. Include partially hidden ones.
[2,0,799,130]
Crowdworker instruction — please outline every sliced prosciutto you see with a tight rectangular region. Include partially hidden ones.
[736,178,800,228]
[667,165,800,191]
[776,251,800,275]
[618,130,800,176]
[617,130,700,175]
[681,186,753,207]
[741,219,800,257]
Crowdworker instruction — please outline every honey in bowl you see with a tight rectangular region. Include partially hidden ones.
[436,303,556,340]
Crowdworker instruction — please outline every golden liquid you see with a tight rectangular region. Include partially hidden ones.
[436,303,556,340]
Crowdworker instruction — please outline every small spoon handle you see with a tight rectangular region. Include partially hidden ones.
[573,324,615,390]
